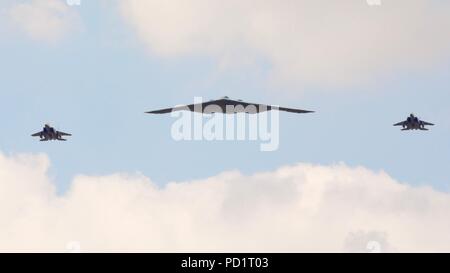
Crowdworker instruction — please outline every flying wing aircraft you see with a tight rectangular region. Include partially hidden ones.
[31,124,72,141]
[146,96,314,114]
[393,114,434,131]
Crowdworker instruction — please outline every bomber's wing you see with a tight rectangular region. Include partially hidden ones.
[57,131,72,136]
[421,120,434,126]
[146,104,196,114]
[146,99,226,114]
[214,99,314,114]
[269,105,314,114]
[393,120,406,126]
[231,100,314,114]
[31,131,43,137]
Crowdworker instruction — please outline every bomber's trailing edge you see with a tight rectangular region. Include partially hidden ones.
[393,114,434,131]
[32,124,72,141]
[146,96,314,114]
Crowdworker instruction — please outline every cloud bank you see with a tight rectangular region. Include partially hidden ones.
[1,152,450,252]
[7,0,81,44]
[120,0,450,87]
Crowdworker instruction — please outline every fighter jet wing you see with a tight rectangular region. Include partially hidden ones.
[421,121,434,126]
[57,131,72,136]
[393,121,406,126]
[31,131,43,137]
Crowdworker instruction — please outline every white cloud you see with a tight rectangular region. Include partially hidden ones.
[7,0,81,44]
[1,152,450,252]
[119,0,450,88]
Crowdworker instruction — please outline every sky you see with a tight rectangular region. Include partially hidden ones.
[0,0,450,252]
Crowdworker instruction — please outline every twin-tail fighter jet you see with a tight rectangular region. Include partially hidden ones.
[393,114,435,131]
[146,96,315,114]
[31,124,72,141]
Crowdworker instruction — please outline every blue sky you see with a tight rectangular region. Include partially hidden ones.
[1,0,449,194]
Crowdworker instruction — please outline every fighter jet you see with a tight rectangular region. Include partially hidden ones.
[393,114,434,131]
[146,96,314,114]
[31,124,72,141]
